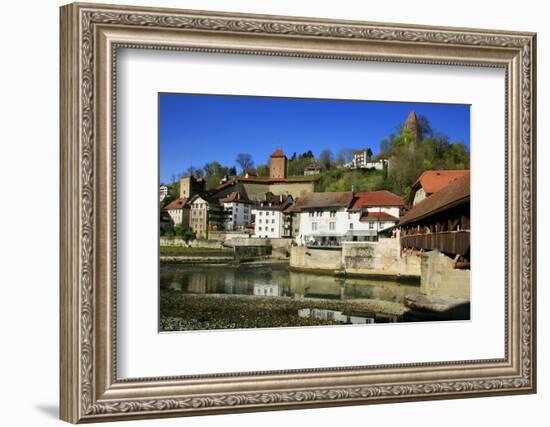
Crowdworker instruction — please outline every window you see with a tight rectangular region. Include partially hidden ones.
[349,223,354,230]
[316,210,322,217]
[258,226,262,231]
[272,219,275,224]
[369,221,375,230]
[258,211,262,216]
[271,228,274,232]
[259,219,262,224]
[312,222,318,231]
[330,211,336,218]
[309,212,314,218]
[329,222,335,231]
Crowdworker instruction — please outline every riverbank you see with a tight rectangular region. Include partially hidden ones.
[160,291,407,331]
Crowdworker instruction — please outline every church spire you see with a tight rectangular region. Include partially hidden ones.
[403,110,422,145]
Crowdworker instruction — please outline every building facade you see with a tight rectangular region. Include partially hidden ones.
[188,195,223,238]
[347,152,388,170]
[346,191,404,240]
[295,190,404,246]
[218,191,253,231]
[162,197,189,226]
[159,185,168,201]
[304,164,321,175]
[294,192,354,246]
[252,194,294,238]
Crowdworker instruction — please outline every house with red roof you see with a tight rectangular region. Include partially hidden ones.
[291,190,404,246]
[408,170,469,207]
[162,197,190,226]
[347,191,405,239]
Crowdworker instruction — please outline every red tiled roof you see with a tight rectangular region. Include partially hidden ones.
[349,190,404,211]
[218,191,252,204]
[270,149,286,158]
[162,197,188,210]
[399,174,470,226]
[413,170,469,195]
[359,211,400,222]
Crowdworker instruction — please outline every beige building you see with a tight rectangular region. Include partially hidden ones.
[188,195,223,238]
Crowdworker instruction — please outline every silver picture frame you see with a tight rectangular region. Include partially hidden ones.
[60,2,536,423]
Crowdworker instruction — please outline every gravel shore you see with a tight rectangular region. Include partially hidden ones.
[160,291,407,331]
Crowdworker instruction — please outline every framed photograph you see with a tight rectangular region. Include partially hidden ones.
[60,2,537,423]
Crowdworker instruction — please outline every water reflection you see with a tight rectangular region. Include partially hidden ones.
[160,263,419,305]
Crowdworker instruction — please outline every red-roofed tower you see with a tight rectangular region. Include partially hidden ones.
[269,149,287,179]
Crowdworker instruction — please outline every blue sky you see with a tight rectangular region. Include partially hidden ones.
[159,93,470,183]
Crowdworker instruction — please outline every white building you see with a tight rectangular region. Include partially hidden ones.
[346,151,388,170]
[294,192,354,246]
[294,190,404,245]
[162,197,189,226]
[218,191,253,231]
[345,191,404,240]
[252,194,294,238]
[159,185,168,201]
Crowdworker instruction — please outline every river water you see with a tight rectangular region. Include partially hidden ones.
[160,262,421,331]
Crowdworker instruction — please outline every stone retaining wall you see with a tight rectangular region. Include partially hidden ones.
[421,250,470,299]
[289,246,342,271]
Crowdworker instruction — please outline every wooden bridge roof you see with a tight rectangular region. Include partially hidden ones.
[399,174,470,227]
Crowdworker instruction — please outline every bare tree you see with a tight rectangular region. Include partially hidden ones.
[336,148,353,165]
[319,148,334,170]
[235,153,254,173]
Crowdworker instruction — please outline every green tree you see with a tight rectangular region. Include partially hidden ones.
[173,224,197,244]
[378,116,470,198]
[256,164,270,177]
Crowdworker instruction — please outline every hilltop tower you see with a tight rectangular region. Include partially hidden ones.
[269,149,287,179]
[403,110,422,145]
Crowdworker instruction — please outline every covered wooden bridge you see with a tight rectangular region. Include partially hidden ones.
[399,174,470,263]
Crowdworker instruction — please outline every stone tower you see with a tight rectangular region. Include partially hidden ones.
[403,110,422,145]
[269,149,287,179]
[180,175,206,198]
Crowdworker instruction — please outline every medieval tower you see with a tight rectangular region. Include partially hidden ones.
[269,149,287,179]
[403,110,422,145]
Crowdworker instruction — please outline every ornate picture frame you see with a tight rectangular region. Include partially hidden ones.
[60,2,536,423]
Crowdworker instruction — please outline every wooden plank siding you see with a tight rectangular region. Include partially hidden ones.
[401,230,470,257]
